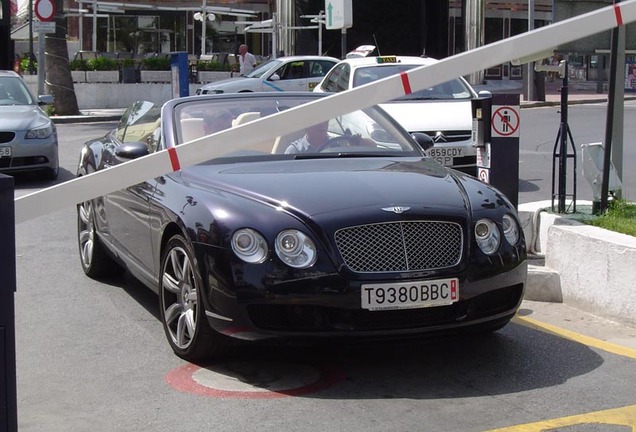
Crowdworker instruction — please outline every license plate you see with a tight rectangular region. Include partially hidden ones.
[0,147,11,158]
[428,147,463,166]
[361,278,459,311]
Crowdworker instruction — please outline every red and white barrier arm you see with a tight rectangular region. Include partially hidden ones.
[14,0,636,224]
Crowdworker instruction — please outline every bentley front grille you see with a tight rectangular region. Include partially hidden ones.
[334,221,463,273]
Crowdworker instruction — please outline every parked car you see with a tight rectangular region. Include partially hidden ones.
[0,70,59,180]
[315,55,488,175]
[76,92,527,361]
[196,55,339,94]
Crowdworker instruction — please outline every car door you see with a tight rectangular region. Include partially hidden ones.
[101,101,162,280]
[265,60,311,92]
[307,59,337,90]
[318,63,351,92]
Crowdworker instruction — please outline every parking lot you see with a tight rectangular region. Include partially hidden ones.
[11,122,636,431]
[13,210,636,431]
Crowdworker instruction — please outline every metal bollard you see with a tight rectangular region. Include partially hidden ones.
[0,174,17,432]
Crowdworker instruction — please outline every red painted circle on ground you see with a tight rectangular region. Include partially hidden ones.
[165,361,346,399]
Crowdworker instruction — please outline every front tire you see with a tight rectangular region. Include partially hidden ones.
[77,199,122,278]
[159,234,227,361]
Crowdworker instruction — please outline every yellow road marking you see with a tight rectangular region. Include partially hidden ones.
[483,404,636,431]
[513,315,636,360]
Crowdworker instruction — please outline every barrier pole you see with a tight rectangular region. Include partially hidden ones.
[0,174,17,432]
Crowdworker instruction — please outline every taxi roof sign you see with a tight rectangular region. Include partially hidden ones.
[345,45,375,59]
[376,56,398,64]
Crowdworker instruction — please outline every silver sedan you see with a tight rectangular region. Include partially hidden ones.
[0,70,59,180]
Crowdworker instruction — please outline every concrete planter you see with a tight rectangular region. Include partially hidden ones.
[71,71,87,83]
[518,200,636,327]
[545,222,636,327]
[197,71,231,83]
[85,70,120,83]
[140,70,171,83]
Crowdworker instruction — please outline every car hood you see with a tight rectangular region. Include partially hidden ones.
[201,77,254,91]
[0,105,49,131]
[182,157,472,219]
[379,100,472,132]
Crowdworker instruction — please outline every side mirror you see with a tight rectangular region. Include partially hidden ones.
[115,141,150,161]
[38,95,54,105]
[269,73,280,82]
[411,132,434,152]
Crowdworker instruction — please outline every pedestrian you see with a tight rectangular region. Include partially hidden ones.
[238,44,257,76]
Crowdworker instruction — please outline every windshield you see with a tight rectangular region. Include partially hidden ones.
[245,59,282,78]
[353,65,473,101]
[0,76,35,106]
[171,95,423,160]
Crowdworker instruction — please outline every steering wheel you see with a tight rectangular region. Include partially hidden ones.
[316,135,359,152]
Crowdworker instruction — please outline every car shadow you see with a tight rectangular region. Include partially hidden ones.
[9,167,75,190]
[111,266,608,400]
[518,178,541,192]
[182,320,606,400]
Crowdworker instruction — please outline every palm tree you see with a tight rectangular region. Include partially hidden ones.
[45,0,79,115]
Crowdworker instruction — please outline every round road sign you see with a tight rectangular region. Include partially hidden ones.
[34,0,56,22]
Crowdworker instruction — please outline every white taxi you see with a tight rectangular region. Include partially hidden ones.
[315,55,484,174]
[196,55,339,95]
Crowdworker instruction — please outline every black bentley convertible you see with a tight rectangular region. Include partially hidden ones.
[77,92,527,361]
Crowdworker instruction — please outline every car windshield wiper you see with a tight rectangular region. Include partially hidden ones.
[399,96,445,101]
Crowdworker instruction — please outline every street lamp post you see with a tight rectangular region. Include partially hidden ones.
[194,0,216,56]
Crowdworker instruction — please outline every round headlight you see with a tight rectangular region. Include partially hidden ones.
[275,230,317,269]
[231,228,268,263]
[26,123,53,139]
[502,214,520,245]
[475,219,500,255]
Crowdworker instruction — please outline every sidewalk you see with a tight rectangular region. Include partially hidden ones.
[473,77,636,107]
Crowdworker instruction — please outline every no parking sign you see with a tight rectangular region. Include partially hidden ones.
[491,105,520,138]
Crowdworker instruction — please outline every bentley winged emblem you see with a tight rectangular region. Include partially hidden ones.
[382,206,411,214]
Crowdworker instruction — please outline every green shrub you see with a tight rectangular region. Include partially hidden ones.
[21,58,37,72]
[120,58,136,68]
[69,59,87,71]
[87,56,119,71]
[586,199,636,237]
[141,56,171,71]
[197,61,230,72]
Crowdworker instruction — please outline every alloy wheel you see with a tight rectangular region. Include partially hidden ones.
[161,245,199,350]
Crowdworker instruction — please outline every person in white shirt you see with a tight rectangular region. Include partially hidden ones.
[285,122,330,154]
[238,44,256,76]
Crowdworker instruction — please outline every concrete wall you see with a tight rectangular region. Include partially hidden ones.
[519,201,636,327]
[545,223,636,327]
[23,76,204,109]
[72,83,203,109]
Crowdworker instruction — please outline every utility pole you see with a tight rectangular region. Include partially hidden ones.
[465,0,484,85]
[0,0,14,70]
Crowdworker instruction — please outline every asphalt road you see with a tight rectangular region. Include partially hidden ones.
[10,108,636,431]
[519,100,636,204]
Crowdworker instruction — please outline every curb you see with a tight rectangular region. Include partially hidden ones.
[51,114,123,124]
[526,264,562,303]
